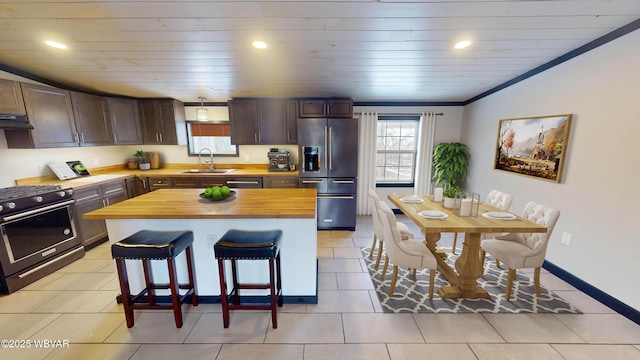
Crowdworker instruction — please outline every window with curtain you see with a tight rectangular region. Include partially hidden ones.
[376,115,420,185]
[186,121,238,156]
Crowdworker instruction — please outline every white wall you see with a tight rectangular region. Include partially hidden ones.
[461,30,640,310]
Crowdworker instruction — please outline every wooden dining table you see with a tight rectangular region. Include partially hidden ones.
[388,194,548,299]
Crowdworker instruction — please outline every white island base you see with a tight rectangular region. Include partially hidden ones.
[105,217,318,303]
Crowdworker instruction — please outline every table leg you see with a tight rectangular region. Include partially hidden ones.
[423,232,446,259]
[438,232,490,299]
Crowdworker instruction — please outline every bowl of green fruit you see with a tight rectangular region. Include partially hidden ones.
[199,185,236,201]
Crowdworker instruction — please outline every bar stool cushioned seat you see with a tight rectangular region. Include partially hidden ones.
[214,229,283,328]
[112,230,197,328]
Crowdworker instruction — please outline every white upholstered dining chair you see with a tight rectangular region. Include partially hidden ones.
[377,201,438,299]
[480,201,560,301]
[367,190,414,268]
[451,189,513,254]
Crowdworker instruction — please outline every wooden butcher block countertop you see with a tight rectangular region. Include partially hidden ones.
[83,188,317,220]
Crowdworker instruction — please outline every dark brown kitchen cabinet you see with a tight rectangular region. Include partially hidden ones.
[228,99,259,144]
[140,99,186,145]
[70,91,112,146]
[229,99,288,145]
[172,176,226,188]
[285,100,298,144]
[0,79,26,115]
[74,180,128,249]
[147,176,172,191]
[5,83,77,148]
[263,176,299,188]
[107,97,143,145]
[224,177,263,188]
[298,99,353,118]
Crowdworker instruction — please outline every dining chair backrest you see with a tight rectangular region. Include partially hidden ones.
[377,201,403,259]
[486,190,513,211]
[509,201,560,267]
[368,189,384,240]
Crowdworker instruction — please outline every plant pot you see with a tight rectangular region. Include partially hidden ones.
[443,197,460,209]
[139,162,151,170]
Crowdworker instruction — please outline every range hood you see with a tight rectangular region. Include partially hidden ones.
[0,114,34,130]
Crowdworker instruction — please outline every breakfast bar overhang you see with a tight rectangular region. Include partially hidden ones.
[84,188,318,303]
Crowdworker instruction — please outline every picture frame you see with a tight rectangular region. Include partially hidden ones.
[494,114,572,183]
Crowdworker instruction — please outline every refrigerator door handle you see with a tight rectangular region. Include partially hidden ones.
[324,126,328,171]
[328,126,333,170]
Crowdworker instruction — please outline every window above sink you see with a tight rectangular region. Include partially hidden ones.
[186,121,239,157]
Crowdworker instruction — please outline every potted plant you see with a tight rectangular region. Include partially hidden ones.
[134,150,150,170]
[443,185,465,209]
[432,142,470,189]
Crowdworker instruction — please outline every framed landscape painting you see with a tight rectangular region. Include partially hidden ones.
[494,114,572,183]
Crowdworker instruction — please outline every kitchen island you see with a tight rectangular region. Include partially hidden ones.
[84,188,318,303]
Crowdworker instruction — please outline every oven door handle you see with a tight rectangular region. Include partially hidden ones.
[2,200,75,222]
[17,246,85,279]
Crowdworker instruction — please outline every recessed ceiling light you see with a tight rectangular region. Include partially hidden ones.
[45,40,67,49]
[252,41,268,49]
[454,40,472,50]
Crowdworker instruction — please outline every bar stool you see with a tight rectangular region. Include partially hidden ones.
[111,230,198,328]
[214,229,283,328]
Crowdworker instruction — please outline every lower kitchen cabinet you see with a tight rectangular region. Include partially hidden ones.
[74,179,128,248]
[225,177,263,188]
[263,176,299,188]
[147,176,172,191]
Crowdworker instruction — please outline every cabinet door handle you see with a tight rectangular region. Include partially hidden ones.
[74,132,80,143]
[254,133,257,142]
[113,132,117,142]
[80,132,85,143]
[333,180,354,184]
[302,180,322,184]
[142,179,147,188]
[227,180,259,185]
[159,133,163,142]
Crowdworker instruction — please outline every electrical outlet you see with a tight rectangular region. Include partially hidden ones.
[561,232,572,246]
[207,234,219,248]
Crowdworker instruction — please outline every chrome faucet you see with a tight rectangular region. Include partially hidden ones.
[198,147,214,171]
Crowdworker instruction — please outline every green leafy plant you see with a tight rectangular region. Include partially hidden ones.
[443,185,465,198]
[134,150,147,163]
[432,142,470,188]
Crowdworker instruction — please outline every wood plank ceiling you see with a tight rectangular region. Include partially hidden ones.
[0,0,639,103]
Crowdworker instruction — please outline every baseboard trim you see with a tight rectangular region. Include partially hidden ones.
[543,260,640,325]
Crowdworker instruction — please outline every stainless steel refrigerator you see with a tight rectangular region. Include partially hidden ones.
[298,117,358,230]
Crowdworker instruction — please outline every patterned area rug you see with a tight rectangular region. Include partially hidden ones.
[362,246,582,314]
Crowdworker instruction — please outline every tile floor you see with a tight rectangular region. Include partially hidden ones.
[1,216,639,359]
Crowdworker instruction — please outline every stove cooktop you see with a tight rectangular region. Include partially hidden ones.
[0,185,74,216]
[0,185,63,201]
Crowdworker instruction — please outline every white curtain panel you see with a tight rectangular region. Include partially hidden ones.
[357,112,378,215]
[414,112,437,195]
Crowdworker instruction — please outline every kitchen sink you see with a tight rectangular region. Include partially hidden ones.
[180,169,234,174]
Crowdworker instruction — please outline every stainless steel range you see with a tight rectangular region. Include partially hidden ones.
[0,185,84,293]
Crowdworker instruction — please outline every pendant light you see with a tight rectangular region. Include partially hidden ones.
[196,97,208,121]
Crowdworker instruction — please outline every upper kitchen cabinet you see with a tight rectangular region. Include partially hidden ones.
[228,99,258,144]
[0,79,26,115]
[298,99,353,118]
[107,97,143,145]
[140,99,186,145]
[285,100,298,144]
[6,83,78,148]
[229,98,287,145]
[70,91,112,146]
